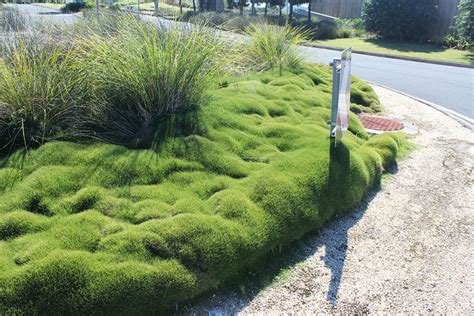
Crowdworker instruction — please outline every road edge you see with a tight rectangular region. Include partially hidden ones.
[305,43,474,69]
[369,81,473,130]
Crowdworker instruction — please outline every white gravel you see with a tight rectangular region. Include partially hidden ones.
[186,85,474,314]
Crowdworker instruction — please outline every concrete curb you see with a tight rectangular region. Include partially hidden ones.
[305,43,474,69]
[369,81,474,130]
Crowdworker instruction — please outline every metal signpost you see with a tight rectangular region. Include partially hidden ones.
[330,48,352,146]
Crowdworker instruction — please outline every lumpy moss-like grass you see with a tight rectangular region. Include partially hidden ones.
[0,64,407,314]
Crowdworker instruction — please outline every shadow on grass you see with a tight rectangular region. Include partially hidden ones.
[464,51,474,64]
[183,141,398,313]
[363,38,447,54]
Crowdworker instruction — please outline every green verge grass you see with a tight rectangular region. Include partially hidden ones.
[312,37,473,65]
[32,3,65,10]
[0,64,407,314]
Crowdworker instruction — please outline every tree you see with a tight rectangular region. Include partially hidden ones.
[250,0,256,15]
[250,0,264,15]
[288,0,309,22]
[237,0,248,15]
[267,0,284,18]
[154,0,159,15]
[363,0,436,42]
[198,0,216,11]
[307,0,312,23]
[453,0,473,43]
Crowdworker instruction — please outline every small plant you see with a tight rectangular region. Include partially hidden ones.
[338,27,353,38]
[244,23,311,75]
[442,34,471,50]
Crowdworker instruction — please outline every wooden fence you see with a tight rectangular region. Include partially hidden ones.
[310,0,461,38]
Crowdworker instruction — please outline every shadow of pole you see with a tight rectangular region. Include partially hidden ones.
[323,138,351,307]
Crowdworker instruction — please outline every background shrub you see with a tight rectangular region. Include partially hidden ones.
[452,0,473,47]
[291,19,341,40]
[363,0,437,41]
[313,20,338,39]
[61,1,95,13]
[336,18,365,37]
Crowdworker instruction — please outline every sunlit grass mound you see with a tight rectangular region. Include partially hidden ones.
[0,64,405,314]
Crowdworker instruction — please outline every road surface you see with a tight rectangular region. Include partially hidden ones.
[6,4,474,119]
[301,46,474,119]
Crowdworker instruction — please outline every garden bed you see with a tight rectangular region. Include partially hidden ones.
[0,63,407,313]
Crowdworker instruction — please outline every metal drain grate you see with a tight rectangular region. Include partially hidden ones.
[359,115,404,131]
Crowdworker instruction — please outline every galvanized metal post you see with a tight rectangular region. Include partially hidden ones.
[330,58,341,138]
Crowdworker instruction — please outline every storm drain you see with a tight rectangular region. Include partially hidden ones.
[359,115,404,132]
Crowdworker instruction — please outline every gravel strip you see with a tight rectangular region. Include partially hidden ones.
[186,86,474,314]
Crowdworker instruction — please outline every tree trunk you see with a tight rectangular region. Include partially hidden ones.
[179,0,183,14]
[289,2,293,22]
[264,1,268,16]
[154,0,159,15]
[192,0,196,13]
[95,0,99,13]
[251,0,256,15]
[279,3,282,18]
[239,2,243,15]
[307,0,311,24]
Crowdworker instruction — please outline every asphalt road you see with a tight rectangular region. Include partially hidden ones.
[301,46,474,119]
[6,4,474,119]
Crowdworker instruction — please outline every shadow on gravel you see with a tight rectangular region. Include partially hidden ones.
[183,142,397,314]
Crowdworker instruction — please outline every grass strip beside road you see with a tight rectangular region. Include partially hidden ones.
[32,2,64,10]
[312,37,473,66]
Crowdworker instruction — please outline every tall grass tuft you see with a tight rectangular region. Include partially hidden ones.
[243,23,311,75]
[74,14,226,146]
[0,6,26,32]
[0,33,86,152]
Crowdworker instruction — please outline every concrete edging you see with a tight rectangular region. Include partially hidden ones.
[368,81,474,130]
[305,43,474,69]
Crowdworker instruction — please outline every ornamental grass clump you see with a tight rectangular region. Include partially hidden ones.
[0,13,230,150]
[0,33,86,152]
[0,6,26,32]
[244,23,311,75]
[74,15,226,146]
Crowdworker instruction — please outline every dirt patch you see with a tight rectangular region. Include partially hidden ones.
[186,85,473,314]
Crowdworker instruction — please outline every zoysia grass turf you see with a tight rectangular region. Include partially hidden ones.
[0,62,406,313]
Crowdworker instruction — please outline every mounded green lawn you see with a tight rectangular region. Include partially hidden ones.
[312,37,473,65]
[0,65,406,314]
